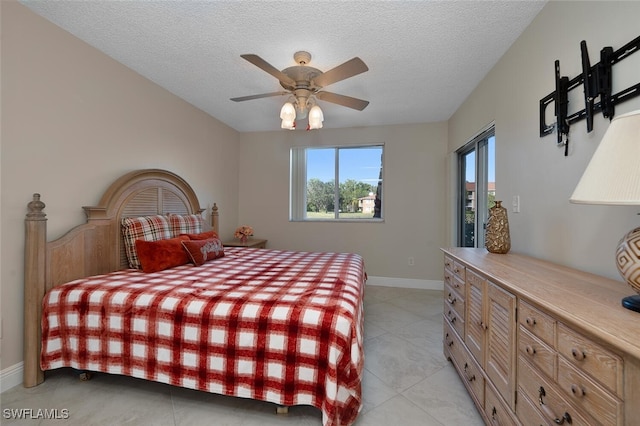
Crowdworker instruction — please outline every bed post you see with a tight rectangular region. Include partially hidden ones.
[24,194,47,387]
[211,203,219,233]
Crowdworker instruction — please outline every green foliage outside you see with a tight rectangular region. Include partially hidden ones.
[306,178,376,214]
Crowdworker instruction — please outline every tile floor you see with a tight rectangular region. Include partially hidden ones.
[1,286,483,425]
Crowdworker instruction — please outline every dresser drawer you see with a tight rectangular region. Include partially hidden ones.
[557,323,622,395]
[444,302,465,339]
[485,383,518,426]
[444,318,462,361]
[444,283,465,320]
[516,389,550,426]
[557,357,622,426]
[519,326,556,380]
[444,255,454,272]
[518,300,556,348]
[452,260,466,281]
[454,337,485,409]
[518,355,595,425]
[445,319,485,406]
[444,268,454,289]
[452,275,465,294]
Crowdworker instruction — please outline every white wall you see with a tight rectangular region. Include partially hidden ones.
[237,123,448,281]
[0,2,240,370]
[448,1,640,281]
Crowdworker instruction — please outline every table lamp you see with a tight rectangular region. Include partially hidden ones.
[570,109,640,312]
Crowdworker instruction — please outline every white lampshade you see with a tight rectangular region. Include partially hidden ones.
[280,102,296,121]
[308,105,324,130]
[280,102,296,130]
[281,119,295,130]
[570,109,640,205]
[569,109,640,312]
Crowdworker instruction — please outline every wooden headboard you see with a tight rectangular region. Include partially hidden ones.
[24,169,218,387]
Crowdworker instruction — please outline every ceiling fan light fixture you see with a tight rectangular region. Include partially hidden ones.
[280,102,296,130]
[280,102,296,121]
[293,96,309,120]
[308,105,324,130]
[232,52,369,130]
[281,119,295,130]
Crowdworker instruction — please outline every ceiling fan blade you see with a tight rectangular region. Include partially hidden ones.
[240,54,296,86]
[230,91,289,102]
[316,91,369,111]
[313,57,368,88]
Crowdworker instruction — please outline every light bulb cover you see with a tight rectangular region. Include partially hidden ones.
[308,105,324,129]
[280,102,296,121]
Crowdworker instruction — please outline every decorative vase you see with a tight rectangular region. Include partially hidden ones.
[616,227,640,308]
[485,200,511,254]
[240,235,248,244]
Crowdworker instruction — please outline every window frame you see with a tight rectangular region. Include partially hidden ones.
[290,144,384,222]
[456,125,495,247]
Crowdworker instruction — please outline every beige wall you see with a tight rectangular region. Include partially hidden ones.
[3,0,639,377]
[448,1,640,280]
[237,123,448,280]
[0,2,240,370]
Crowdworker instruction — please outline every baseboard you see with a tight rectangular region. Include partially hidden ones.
[366,276,443,290]
[1,361,23,393]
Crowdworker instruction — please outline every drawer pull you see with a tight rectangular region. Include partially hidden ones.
[445,275,451,282]
[526,317,537,326]
[570,384,585,397]
[490,407,501,425]
[445,332,454,347]
[525,345,537,356]
[480,321,488,330]
[571,348,586,361]
[463,363,476,382]
[538,386,572,425]
[447,293,457,305]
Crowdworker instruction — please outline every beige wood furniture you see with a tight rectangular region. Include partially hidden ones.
[24,169,218,388]
[442,248,640,425]
[223,238,267,248]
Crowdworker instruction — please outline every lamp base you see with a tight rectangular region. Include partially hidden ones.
[621,295,640,313]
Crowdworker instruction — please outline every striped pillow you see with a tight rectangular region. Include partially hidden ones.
[121,215,172,269]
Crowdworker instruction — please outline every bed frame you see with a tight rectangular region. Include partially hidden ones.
[24,169,218,388]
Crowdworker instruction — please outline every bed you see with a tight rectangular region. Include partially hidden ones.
[23,169,366,426]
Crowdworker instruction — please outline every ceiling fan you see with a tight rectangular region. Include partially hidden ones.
[230,51,369,127]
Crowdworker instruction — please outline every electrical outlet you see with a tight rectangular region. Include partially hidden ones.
[408,257,415,266]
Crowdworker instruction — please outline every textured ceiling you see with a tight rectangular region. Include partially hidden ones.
[20,1,546,133]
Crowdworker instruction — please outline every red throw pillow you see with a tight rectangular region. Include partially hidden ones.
[135,235,190,273]
[181,230,219,240]
[182,238,225,266]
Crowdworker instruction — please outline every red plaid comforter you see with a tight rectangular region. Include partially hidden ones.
[41,248,366,426]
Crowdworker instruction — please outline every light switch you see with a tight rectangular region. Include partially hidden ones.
[512,195,520,213]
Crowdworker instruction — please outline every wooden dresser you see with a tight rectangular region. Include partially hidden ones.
[442,248,640,425]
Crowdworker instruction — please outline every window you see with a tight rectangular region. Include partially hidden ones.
[457,126,495,247]
[290,145,383,221]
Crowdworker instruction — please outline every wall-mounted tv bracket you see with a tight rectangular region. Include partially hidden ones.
[539,35,640,156]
